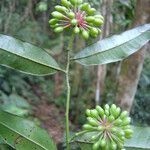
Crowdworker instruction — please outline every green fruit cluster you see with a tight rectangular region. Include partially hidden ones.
[49,0,104,39]
[82,104,133,150]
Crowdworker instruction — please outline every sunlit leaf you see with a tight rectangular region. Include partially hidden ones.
[0,34,64,76]
[73,24,150,66]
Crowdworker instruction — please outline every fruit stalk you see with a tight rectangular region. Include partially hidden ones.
[65,34,74,150]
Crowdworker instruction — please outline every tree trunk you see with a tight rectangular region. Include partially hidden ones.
[116,0,150,112]
[95,0,113,104]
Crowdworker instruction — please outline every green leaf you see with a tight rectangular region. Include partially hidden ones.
[73,24,150,66]
[125,126,150,149]
[0,110,57,150]
[0,34,64,76]
[73,127,150,150]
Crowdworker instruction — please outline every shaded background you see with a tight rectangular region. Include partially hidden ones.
[0,0,149,148]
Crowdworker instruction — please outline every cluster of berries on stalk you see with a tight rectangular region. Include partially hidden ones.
[49,0,104,39]
[82,104,133,150]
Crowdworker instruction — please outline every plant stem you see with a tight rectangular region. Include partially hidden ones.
[65,34,74,150]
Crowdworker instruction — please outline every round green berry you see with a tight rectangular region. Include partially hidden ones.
[67,11,75,19]
[71,19,78,25]
[55,5,68,12]
[51,11,65,19]
[82,30,89,39]
[90,27,99,37]
[61,0,71,7]
[49,19,58,25]
[87,117,99,126]
[54,27,64,33]
[88,8,96,15]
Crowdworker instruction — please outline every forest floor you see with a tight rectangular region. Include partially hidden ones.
[33,102,65,144]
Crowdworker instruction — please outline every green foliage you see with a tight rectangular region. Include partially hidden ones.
[0,93,31,116]
[75,104,133,150]
[0,110,56,150]
[112,0,136,31]
[0,34,63,75]
[0,0,150,149]
[73,126,150,150]
[73,24,150,65]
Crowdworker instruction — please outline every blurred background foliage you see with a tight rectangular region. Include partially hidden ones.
[0,0,149,148]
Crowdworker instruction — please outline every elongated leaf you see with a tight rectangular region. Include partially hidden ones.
[73,126,150,150]
[0,34,64,76]
[0,110,57,150]
[125,126,150,149]
[73,24,150,65]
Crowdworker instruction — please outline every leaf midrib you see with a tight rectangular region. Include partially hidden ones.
[0,48,63,72]
[73,30,150,60]
[0,122,48,150]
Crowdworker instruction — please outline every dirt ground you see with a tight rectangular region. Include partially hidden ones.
[33,102,65,144]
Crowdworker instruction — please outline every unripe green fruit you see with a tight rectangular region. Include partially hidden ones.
[77,0,83,5]
[110,142,117,150]
[90,27,99,37]
[71,19,78,25]
[70,0,82,5]
[82,30,89,39]
[91,134,100,141]
[114,118,122,126]
[68,12,75,19]
[74,26,80,33]
[122,117,131,126]
[86,109,91,116]
[95,15,104,20]
[94,18,104,26]
[111,127,117,133]
[55,5,68,12]
[120,111,128,119]
[61,0,71,7]
[105,109,110,116]
[83,124,95,130]
[49,19,58,25]
[86,16,95,22]
[88,8,96,15]
[90,109,99,119]
[111,104,117,110]
[52,11,65,19]
[125,134,133,139]
[70,0,76,5]
[93,141,100,150]
[117,130,125,137]
[79,104,133,150]
[96,106,104,117]
[100,139,106,147]
[98,29,102,34]
[87,117,99,126]
[80,3,90,11]
[97,126,104,131]
[50,23,59,28]
[54,27,64,33]
[124,129,133,137]
[104,104,110,110]
[108,115,115,122]
[114,107,121,118]
[122,125,131,130]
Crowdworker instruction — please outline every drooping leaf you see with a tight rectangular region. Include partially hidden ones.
[73,126,150,150]
[73,24,150,66]
[0,34,64,76]
[0,110,57,150]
